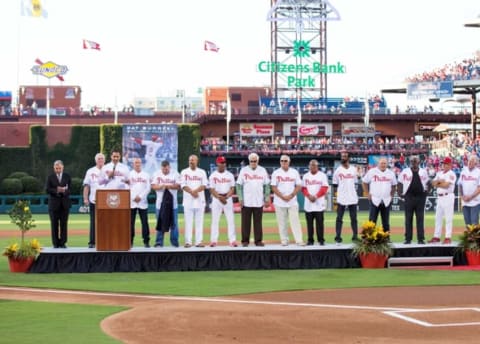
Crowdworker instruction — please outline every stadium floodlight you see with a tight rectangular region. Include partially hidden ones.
[464,14,480,27]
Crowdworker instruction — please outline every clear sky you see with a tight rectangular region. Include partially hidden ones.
[0,0,479,110]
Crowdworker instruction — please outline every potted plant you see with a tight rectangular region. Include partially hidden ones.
[352,221,393,268]
[457,224,480,266]
[2,200,41,272]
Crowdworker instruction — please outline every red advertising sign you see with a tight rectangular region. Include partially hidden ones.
[240,123,274,136]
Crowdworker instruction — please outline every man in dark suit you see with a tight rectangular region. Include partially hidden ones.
[46,160,72,248]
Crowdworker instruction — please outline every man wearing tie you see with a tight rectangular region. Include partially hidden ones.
[46,160,72,248]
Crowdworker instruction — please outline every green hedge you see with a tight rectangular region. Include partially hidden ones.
[30,125,48,182]
[177,124,201,170]
[0,178,23,195]
[20,176,42,193]
[0,148,32,181]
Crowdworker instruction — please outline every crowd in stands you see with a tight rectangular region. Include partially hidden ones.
[201,133,480,185]
[201,135,430,156]
[406,52,480,82]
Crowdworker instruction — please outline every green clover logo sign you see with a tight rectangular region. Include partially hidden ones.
[293,40,310,58]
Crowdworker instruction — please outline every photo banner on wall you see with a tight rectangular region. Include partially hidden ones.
[122,124,178,175]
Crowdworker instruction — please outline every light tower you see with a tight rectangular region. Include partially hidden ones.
[267,0,340,101]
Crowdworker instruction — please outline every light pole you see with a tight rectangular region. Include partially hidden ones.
[464,15,480,139]
[176,89,185,123]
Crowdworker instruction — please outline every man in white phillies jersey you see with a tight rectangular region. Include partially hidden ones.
[101,150,130,190]
[236,152,270,247]
[458,155,480,228]
[271,155,305,246]
[208,156,237,247]
[332,151,359,244]
[302,159,329,245]
[362,157,397,234]
[82,153,106,248]
[151,160,180,247]
[181,154,208,248]
[128,158,151,247]
[429,156,457,244]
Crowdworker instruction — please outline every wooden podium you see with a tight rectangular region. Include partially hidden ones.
[96,189,131,251]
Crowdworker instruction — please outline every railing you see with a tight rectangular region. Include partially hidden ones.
[201,143,431,156]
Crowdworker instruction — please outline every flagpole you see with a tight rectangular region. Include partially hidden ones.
[16,0,22,116]
[46,87,50,126]
[297,94,302,141]
[226,90,231,153]
[114,93,118,124]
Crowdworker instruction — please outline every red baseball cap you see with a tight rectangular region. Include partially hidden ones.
[442,157,452,164]
[216,156,226,164]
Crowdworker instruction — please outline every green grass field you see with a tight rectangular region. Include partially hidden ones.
[1,211,478,344]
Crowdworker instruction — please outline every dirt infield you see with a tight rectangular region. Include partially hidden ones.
[1,286,479,343]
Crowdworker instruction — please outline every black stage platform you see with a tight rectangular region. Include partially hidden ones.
[29,242,468,273]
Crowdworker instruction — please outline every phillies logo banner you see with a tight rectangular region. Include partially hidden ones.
[122,124,178,176]
[239,123,274,136]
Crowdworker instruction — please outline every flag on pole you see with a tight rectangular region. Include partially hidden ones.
[83,39,101,50]
[21,0,48,18]
[364,95,370,127]
[204,40,219,52]
[226,91,232,123]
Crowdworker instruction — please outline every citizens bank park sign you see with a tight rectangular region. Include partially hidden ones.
[256,39,346,88]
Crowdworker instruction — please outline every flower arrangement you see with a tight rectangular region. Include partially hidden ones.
[3,239,41,259]
[2,200,41,260]
[457,224,480,253]
[352,220,393,257]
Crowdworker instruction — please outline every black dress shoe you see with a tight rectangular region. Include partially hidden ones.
[306,242,314,246]
[403,240,411,244]
[255,242,265,247]
[144,243,151,248]
[88,244,95,249]
[60,245,67,248]
[418,240,426,245]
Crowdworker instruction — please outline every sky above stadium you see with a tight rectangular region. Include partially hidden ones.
[0,0,479,110]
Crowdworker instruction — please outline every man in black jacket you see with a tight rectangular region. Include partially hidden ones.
[45,160,72,248]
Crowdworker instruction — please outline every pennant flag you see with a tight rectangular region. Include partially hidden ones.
[204,40,219,52]
[21,0,48,18]
[83,39,101,50]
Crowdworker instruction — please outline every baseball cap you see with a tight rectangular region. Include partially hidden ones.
[442,157,452,164]
[216,156,226,164]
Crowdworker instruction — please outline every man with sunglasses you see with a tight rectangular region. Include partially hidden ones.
[236,153,270,247]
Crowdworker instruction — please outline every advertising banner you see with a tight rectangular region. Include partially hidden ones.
[283,122,332,136]
[407,81,453,99]
[341,123,376,137]
[239,123,275,137]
